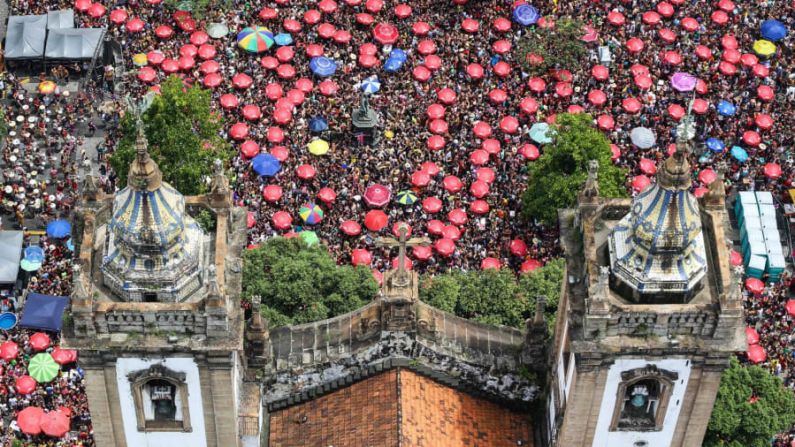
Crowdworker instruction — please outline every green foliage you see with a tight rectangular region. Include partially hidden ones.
[419,260,565,330]
[110,76,230,195]
[162,0,228,20]
[516,18,587,74]
[522,113,627,225]
[0,110,8,140]
[242,237,379,327]
[705,357,795,447]
[193,208,216,233]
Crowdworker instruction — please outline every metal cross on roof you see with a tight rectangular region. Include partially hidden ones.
[375,223,429,287]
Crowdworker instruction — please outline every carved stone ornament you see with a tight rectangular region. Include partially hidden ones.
[128,364,191,433]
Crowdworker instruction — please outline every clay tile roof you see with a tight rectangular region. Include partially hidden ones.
[268,368,533,447]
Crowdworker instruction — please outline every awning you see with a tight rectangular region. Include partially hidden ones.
[46,10,75,30]
[5,15,47,59]
[0,231,23,284]
[45,27,105,59]
[19,293,69,332]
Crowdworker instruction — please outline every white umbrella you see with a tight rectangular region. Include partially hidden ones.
[630,127,656,149]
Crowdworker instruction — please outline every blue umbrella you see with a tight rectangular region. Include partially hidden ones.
[717,100,736,117]
[389,49,407,63]
[529,123,553,144]
[706,138,725,153]
[251,154,281,177]
[361,76,381,94]
[274,33,293,46]
[513,4,540,26]
[23,246,45,263]
[731,146,749,162]
[46,220,71,238]
[309,116,328,133]
[65,238,74,251]
[761,19,787,42]
[384,58,403,73]
[309,57,337,77]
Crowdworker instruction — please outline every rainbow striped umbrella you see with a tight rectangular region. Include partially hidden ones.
[299,203,324,224]
[237,26,274,53]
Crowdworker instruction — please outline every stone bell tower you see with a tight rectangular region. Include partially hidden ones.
[63,123,251,447]
[545,115,744,446]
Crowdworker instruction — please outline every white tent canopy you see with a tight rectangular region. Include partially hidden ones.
[0,231,23,284]
[5,15,47,59]
[45,28,105,60]
[46,9,75,30]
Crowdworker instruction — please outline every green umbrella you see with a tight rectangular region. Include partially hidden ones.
[396,190,418,205]
[28,353,59,383]
[299,230,319,246]
[20,259,42,272]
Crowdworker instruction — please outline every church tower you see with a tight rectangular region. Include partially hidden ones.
[546,127,744,446]
[63,123,250,447]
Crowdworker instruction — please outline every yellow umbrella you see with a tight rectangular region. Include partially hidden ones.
[384,130,394,139]
[308,139,330,156]
[37,81,56,94]
[753,39,776,57]
[132,53,148,66]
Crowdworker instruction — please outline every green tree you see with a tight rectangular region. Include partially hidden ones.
[522,113,627,225]
[110,76,230,195]
[162,0,229,20]
[705,357,795,447]
[242,238,379,327]
[516,18,587,74]
[518,258,565,331]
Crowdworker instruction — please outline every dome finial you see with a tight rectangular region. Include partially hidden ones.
[128,118,163,191]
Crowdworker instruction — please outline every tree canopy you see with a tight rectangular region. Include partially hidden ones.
[705,357,795,447]
[109,76,230,195]
[419,258,565,330]
[242,237,379,327]
[522,113,627,224]
[516,18,587,74]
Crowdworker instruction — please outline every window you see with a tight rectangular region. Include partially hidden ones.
[129,365,191,432]
[609,365,678,432]
[143,293,158,303]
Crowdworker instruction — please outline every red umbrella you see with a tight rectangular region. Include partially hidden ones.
[721,34,738,50]
[318,80,338,96]
[179,56,196,71]
[787,300,795,317]
[698,169,717,185]
[412,245,432,261]
[364,184,392,207]
[272,211,293,230]
[267,127,285,143]
[470,200,490,215]
[668,104,685,120]
[277,64,296,79]
[126,17,145,33]
[743,131,761,147]
[472,121,492,139]
[527,77,546,93]
[190,31,209,46]
[663,51,682,65]
[30,332,50,351]
[437,88,457,105]
[137,67,157,83]
[448,208,468,226]
[632,175,651,192]
[753,64,769,78]
[435,238,456,257]
[297,165,316,180]
[493,17,511,32]
[755,114,773,130]
[656,1,674,16]
[711,10,728,26]
[520,97,539,114]
[466,63,484,80]
[160,59,179,74]
[372,269,383,285]
[391,222,413,238]
[270,146,289,161]
[306,44,324,58]
[373,23,399,44]
[481,258,501,270]
[15,376,36,394]
[427,135,445,151]
[417,39,437,55]
[391,256,413,270]
[626,38,645,53]
[729,250,743,267]
[351,249,373,266]
[88,3,106,17]
[591,65,609,81]
[493,61,511,78]
[693,187,708,198]
[741,53,759,67]
[492,39,512,54]
[633,75,652,90]
[681,17,699,32]
[719,61,737,76]
[262,185,283,202]
[179,44,198,58]
[747,344,766,364]
[276,46,294,63]
[746,327,760,345]
[333,30,352,44]
[286,89,305,105]
[421,162,440,176]
[642,11,661,26]
[488,88,507,104]
[757,85,774,102]
[232,73,253,89]
[521,259,543,273]
[413,21,431,35]
[428,119,448,135]
[241,105,261,121]
[200,60,220,74]
[155,25,173,39]
[259,7,278,20]
[412,170,431,187]
[75,0,91,11]
[461,18,479,33]
[443,176,463,193]
[393,3,412,18]
[695,45,712,60]
[588,89,607,107]
[745,277,765,294]
[17,407,44,436]
[692,99,708,114]
[622,98,642,114]
[316,187,337,204]
[365,210,388,231]
[509,239,528,257]
[425,104,446,120]
[40,410,71,438]
[261,56,279,70]
[470,180,490,198]
[246,212,255,229]
[520,144,540,160]
[597,114,615,130]
[763,162,782,179]
[51,347,77,365]
[219,94,238,109]
[412,66,431,82]
[639,158,657,175]
[109,9,128,24]
[356,13,374,25]
[317,23,337,39]
[358,54,379,68]
[304,9,321,25]
[427,219,445,235]
[611,144,621,161]
[482,139,500,155]
[555,82,573,97]
[366,0,383,12]
[607,11,625,26]
[718,0,735,11]
[264,83,283,101]
[422,197,443,213]
[340,220,362,236]
[426,58,444,71]
[319,0,338,13]
[722,48,741,64]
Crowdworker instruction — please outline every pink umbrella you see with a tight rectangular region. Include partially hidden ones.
[520,97,539,114]
[364,184,392,207]
[476,167,495,184]
[642,11,661,26]
[413,21,431,35]
[304,9,321,24]
[427,135,445,151]
[489,88,507,104]
[632,175,652,192]
[718,0,735,11]
[317,23,337,39]
[493,61,511,78]
[271,146,289,161]
[412,66,431,82]
[443,176,463,193]
[333,30,352,44]
[272,211,293,230]
[366,0,383,12]
[597,115,615,130]
[372,269,383,285]
[394,3,412,18]
[261,56,279,70]
[663,51,682,65]
[247,212,256,229]
[461,18,479,33]
[492,39,511,54]
[232,73,253,89]
[356,13,374,25]
[17,407,44,436]
[360,44,377,55]
[178,56,196,71]
[373,23,399,44]
[723,48,741,64]
[351,249,372,266]
[693,187,708,198]
[427,219,445,235]
[719,61,737,76]
[747,344,766,364]
[267,127,285,143]
[319,0,338,13]
[681,17,699,32]
[340,220,362,236]
[259,7,277,20]
[466,63,484,80]
[755,114,773,130]
[276,46,294,63]
[787,300,795,317]
[391,222,413,238]
[264,83,283,101]
[287,89,305,105]
[88,3,106,18]
[277,64,296,79]
[591,65,609,81]
[763,162,782,179]
[229,123,249,140]
[411,170,431,187]
[730,250,743,266]
[634,75,652,90]
[611,144,621,161]
[241,140,260,159]
[721,34,738,50]
[109,9,128,24]
[607,11,625,26]
[437,88,457,104]
[200,60,220,74]
[154,25,173,39]
[297,164,316,180]
[358,54,379,68]
[626,38,645,53]
[305,44,324,58]
[412,245,433,261]
[692,99,708,114]
[743,131,761,147]
[555,82,573,97]
[470,200,490,215]
[741,53,758,67]
[137,67,157,83]
[15,376,36,394]
[499,116,519,134]
[448,209,468,226]
[241,105,261,121]
[757,85,774,102]
[425,56,443,71]
[421,161,440,176]
[319,80,338,96]
[470,180,490,198]
[753,64,769,78]
[219,94,238,109]
[262,185,283,202]
[527,77,546,93]
[520,144,540,160]
[434,238,456,257]
[711,10,728,26]
[622,98,642,114]
[422,197,443,213]
[428,119,448,135]
[656,1,674,16]
[588,89,607,107]
[126,17,145,33]
[639,158,657,175]
[472,121,492,139]
[698,168,717,184]
[668,104,685,120]
[493,17,511,32]
[417,39,436,55]
[695,45,712,60]
[317,187,337,203]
